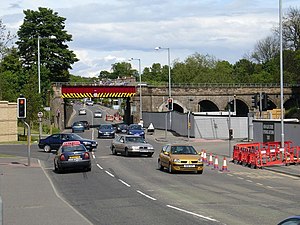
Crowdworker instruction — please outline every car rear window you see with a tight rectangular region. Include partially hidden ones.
[62,145,86,152]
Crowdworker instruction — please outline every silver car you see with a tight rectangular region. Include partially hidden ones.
[111,135,154,157]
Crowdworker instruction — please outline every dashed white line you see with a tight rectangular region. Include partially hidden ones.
[166,205,219,222]
[92,154,96,159]
[256,183,263,186]
[227,174,233,176]
[105,170,115,177]
[118,179,131,187]
[237,177,244,180]
[136,190,156,201]
[246,180,253,183]
[266,186,273,189]
[96,164,103,170]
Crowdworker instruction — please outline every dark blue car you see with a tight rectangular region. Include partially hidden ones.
[38,133,98,152]
[127,124,145,138]
[97,124,116,138]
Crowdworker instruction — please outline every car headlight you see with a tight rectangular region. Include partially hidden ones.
[148,146,154,150]
[173,159,180,163]
[198,158,202,163]
[83,141,91,145]
[98,130,103,133]
[128,131,133,134]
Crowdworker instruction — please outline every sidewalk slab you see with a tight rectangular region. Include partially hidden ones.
[0,157,91,225]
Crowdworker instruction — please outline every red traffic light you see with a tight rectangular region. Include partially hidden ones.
[17,97,26,119]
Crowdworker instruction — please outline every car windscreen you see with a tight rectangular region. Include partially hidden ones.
[171,146,197,155]
[129,125,142,130]
[68,133,83,140]
[100,125,113,130]
[126,136,144,143]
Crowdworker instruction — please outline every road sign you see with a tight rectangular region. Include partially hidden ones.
[37,112,43,118]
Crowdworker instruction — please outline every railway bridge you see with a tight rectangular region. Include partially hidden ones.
[51,82,300,129]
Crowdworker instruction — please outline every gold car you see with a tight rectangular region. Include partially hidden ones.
[158,144,203,174]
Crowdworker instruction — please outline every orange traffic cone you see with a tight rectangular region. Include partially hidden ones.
[212,156,219,170]
[220,157,229,172]
[207,153,213,166]
[202,150,207,163]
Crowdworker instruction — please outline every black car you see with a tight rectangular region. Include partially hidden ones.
[54,141,91,173]
[38,133,98,152]
[115,123,128,133]
[80,120,90,130]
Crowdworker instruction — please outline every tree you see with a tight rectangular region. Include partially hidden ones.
[110,62,136,79]
[16,7,78,85]
[0,19,16,60]
[251,35,280,63]
[282,7,300,51]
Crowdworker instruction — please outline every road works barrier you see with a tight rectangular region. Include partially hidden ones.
[105,114,114,121]
[233,141,300,169]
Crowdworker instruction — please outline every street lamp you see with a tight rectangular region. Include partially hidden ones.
[129,58,142,121]
[155,47,171,99]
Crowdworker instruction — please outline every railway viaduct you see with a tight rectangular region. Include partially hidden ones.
[51,83,300,129]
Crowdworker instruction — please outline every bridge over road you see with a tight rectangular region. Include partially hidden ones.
[51,83,300,129]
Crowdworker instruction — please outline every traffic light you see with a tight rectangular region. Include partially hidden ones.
[167,98,173,111]
[229,128,233,140]
[262,93,269,111]
[17,97,26,119]
[251,93,258,108]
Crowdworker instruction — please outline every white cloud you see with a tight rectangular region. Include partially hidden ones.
[0,0,299,77]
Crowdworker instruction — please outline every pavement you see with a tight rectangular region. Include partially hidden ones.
[0,129,299,225]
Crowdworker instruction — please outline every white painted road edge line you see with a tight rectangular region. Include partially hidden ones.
[105,170,115,177]
[96,164,103,170]
[38,160,93,225]
[166,205,219,222]
[118,179,131,187]
[136,190,156,201]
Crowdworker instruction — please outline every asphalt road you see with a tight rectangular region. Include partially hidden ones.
[1,104,299,225]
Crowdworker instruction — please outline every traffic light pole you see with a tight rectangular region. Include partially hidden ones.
[22,120,31,166]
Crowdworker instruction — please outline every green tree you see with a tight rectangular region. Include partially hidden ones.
[16,7,78,86]
[110,62,136,79]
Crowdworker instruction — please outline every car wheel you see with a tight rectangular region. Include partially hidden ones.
[125,148,129,157]
[44,145,51,153]
[54,161,58,172]
[197,170,203,174]
[112,147,117,155]
[168,163,173,173]
[158,160,163,171]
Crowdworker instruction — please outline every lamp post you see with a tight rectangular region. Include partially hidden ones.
[155,47,172,137]
[155,47,171,99]
[129,58,142,121]
[279,0,285,148]
[38,36,41,94]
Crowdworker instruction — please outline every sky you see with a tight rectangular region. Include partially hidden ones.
[0,0,299,78]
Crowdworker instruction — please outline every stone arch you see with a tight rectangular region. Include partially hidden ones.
[198,100,219,112]
[284,97,300,110]
[227,98,249,117]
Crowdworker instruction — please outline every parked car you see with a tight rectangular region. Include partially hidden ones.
[54,141,91,173]
[127,124,145,138]
[71,121,85,133]
[158,144,203,174]
[94,110,102,118]
[115,123,128,133]
[277,215,300,225]
[111,135,154,157]
[80,120,90,130]
[78,108,86,115]
[38,133,98,152]
[97,124,115,138]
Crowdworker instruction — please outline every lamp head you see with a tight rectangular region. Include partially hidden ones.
[155,47,161,51]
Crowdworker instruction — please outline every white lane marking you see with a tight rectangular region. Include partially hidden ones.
[96,164,103,170]
[92,154,96,159]
[246,180,253,183]
[166,205,219,222]
[237,177,244,180]
[227,174,233,176]
[256,183,263,186]
[267,186,273,189]
[39,160,93,225]
[105,170,115,177]
[118,179,131,187]
[136,190,156,201]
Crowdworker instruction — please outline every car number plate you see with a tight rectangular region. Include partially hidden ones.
[92,144,96,146]
[140,149,148,152]
[184,164,195,168]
